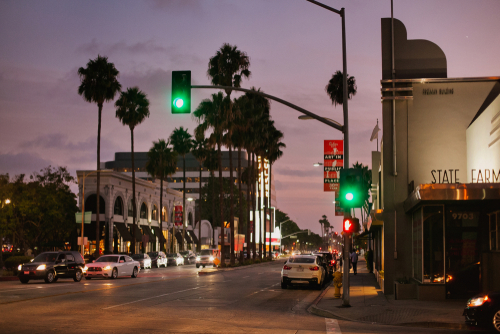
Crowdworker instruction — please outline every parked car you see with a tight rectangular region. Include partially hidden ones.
[281,255,326,290]
[147,251,168,268]
[463,291,500,332]
[180,251,196,265]
[166,253,184,266]
[196,248,219,268]
[17,251,85,284]
[313,251,336,278]
[131,253,152,269]
[84,254,140,279]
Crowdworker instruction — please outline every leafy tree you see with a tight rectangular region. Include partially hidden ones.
[169,126,193,251]
[145,139,177,252]
[78,55,121,257]
[325,70,357,107]
[115,87,150,254]
[319,215,329,247]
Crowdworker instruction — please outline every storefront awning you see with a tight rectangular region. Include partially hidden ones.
[187,230,198,245]
[404,183,500,213]
[151,226,166,244]
[175,231,183,244]
[131,224,143,242]
[142,225,156,243]
[367,209,384,232]
[184,232,193,244]
[114,222,133,242]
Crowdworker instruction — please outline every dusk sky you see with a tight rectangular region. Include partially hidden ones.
[1,0,499,235]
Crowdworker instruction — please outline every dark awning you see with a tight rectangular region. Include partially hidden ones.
[142,225,156,243]
[184,231,193,244]
[151,226,166,244]
[175,231,183,244]
[130,224,143,242]
[187,230,198,245]
[114,222,133,242]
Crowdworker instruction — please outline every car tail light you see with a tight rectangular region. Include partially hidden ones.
[310,266,320,271]
[283,265,292,270]
[331,260,336,265]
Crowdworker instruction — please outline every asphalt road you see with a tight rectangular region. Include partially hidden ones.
[0,261,473,333]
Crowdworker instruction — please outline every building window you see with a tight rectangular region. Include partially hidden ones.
[412,208,423,282]
[162,207,167,222]
[128,199,136,218]
[423,205,444,283]
[152,205,158,221]
[114,197,123,216]
[140,203,148,219]
[85,194,105,214]
[490,212,499,251]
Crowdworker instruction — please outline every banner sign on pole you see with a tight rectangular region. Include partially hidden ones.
[324,140,344,192]
[75,212,92,224]
[174,205,183,226]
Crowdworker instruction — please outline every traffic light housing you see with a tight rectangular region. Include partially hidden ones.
[171,71,191,114]
[339,168,366,209]
[343,217,360,234]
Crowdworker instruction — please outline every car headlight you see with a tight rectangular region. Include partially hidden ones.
[468,296,489,307]
[18,265,22,271]
[209,256,214,261]
[83,266,88,272]
[196,256,201,261]
[36,264,46,270]
[103,265,111,271]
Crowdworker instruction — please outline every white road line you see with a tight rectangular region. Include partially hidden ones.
[0,285,65,293]
[102,287,200,310]
[325,318,341,334]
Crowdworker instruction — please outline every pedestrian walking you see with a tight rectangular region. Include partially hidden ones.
[350,250,358,275]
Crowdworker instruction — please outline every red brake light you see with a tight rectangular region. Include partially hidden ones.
[331,260,335,265]
[283,265,292,270]
[310,266,320,271]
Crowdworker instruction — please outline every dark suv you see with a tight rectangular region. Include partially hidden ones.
[18,251,85,284]
[313,251,336,278]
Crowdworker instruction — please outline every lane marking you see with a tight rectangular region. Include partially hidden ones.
[326,318,341,333]
[102,286,201,309]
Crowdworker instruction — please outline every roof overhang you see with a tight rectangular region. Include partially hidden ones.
[367,209,384,231]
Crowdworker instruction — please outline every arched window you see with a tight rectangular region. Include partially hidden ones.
[85,194,105,214]
[151,205,158,221]
[114,197,123,216]
[162,207,167,222]
[140,203,148,219]
[128,198,136,217]
[188,212,193,226]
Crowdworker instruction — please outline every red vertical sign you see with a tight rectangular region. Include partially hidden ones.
[324,140,343,192]
[174,205,183,226]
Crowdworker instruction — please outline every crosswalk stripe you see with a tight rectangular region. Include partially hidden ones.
[325,318,341,333]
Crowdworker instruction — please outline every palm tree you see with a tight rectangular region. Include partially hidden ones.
[115,87,150,254]
[169,127,193,252]
[194,92,230,264]
[319,215,329,248]
[204,148,219,246]
[352,162,371,225]
[145,139,177,252]
[191,133,209,253]
[208,43,251,265]
[78,55,121,257]
[325,70,357,107]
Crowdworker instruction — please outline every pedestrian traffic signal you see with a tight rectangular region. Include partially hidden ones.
[339,168,366,209]
[343,217,359,234]
[171,71,191,114]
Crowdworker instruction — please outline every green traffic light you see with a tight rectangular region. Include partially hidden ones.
[173,98,184,108]
[346,192,354,201]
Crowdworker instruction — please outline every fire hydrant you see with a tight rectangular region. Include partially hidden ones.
[333,271,343,298]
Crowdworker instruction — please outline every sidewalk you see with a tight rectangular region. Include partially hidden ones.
[309,257,470,330]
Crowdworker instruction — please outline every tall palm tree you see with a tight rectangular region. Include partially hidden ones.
[191,133,209,253]
[194,92,230,264]
[319,215,329,248]
[325,70,357,107]
[208,43,251,265]
[115,87,150,254]
[78,55,121,258]
[203,148,219,246]
[169,127,193,252]
[145,139,177,252]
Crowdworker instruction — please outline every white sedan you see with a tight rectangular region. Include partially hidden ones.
[84,255,140,280]
[281,255,326,289]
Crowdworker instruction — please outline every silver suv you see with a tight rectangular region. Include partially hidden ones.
[196,248,219,268]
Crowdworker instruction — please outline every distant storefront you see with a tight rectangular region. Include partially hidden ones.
[367,18,500,300]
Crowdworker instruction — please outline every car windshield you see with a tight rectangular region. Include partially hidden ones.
[200,250,212,255]
[148,252,158,258]
[289,257,315,264]
[166,253,176,257]
[33,252,58,263]
[179,251,189,256]
[96,256,119,263]
[131,254,144,260]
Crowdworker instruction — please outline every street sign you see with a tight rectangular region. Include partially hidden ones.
[77,237,88,246]
[324,140,344,192]
[174,205,183,226]
[290,235,297,238]
[75,212,91,224]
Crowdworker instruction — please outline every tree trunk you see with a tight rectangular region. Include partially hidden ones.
[95,103,102,258]
[246,150,251,260]
[237,147,243,261]
[229,143,235,265]
[131,128,137,255]
[160,176,163,252]
[218,141,224,266]
[198,159,202,252]
[182,155,186,251]
[211,170,215,247]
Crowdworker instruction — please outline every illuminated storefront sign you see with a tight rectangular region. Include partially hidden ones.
[258,156,270,198]
[324,140,343,192]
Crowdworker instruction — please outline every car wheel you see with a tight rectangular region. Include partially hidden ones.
[131,266,138,278]
[111,268,118,279]
[73,270,83,282]
[44,271,56,284]
[19,277,29,284]
[281,281,287,289]
[493,309,500,332]
[85,277,91,280]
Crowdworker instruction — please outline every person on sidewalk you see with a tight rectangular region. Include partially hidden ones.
[350,250,358,275]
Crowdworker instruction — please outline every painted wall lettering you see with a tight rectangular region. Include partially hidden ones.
[471,169,500,183]
[431,169,460,184]
[423,88,454,95]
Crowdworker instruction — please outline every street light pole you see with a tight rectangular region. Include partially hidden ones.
[278,219,291,253]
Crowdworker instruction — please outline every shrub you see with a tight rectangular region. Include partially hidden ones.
[5,256,33,275]
[364,250,373,273]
